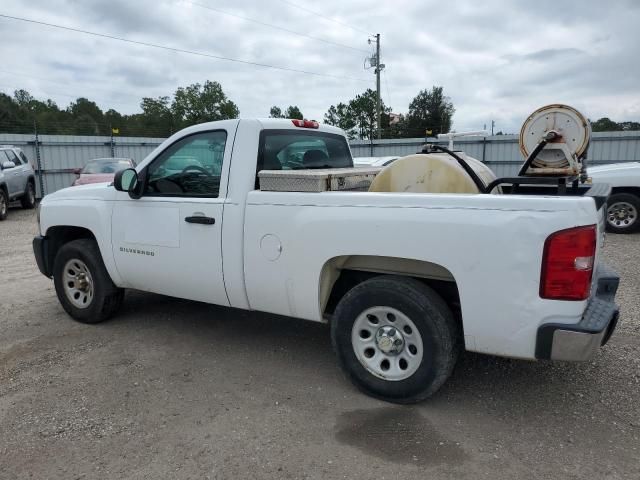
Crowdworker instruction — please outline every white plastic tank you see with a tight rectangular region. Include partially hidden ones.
[368,152,497,194]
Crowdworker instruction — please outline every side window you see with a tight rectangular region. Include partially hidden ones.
[145,131,227,197]
[1,151,14,167]
[5,150,21,165]
[19,151,29,164]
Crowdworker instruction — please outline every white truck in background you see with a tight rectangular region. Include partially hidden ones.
[588,162,640,233]
[33,117,620,403]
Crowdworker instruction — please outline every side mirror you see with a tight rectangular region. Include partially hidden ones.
[114,168,140,198]
[1,161,16,170]
[72,167,82,176]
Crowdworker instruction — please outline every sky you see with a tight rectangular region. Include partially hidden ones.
[1,0,639,134]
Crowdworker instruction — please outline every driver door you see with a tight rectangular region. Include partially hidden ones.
[111,129,230,306]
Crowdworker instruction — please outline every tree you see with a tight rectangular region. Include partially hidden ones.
[269,105,303,119]
[139,96,174,135]
[285,105,303,120]
[67,97,104,122]
[406,86,455,137]
[591,117,619,132]
[324,89,390,139]
[269,106,284,118]
[171,80,239,129]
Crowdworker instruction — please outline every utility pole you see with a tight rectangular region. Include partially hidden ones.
[366,34,385,139]
[491,120,495,136]
[375,33,381,139]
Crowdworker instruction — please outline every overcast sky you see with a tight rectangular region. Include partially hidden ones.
[1,0,639,133]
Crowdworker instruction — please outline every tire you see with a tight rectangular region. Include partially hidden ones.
[331,275,460,404]
[606,193,640,234]
[20,181,36,209]
[0,188,7,221]
[53,239,124,323]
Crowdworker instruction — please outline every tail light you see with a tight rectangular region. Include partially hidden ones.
[540,225,596,301]
[291,119,319,129]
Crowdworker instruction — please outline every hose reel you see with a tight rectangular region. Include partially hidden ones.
[518,104,592,178]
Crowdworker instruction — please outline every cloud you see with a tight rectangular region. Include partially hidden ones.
[0,0,638,133]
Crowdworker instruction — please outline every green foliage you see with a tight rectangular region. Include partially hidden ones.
[285,105,303,120]
[591,117,640,132]
[171,81,239,129]
[269,106,284,118]
[324,87,457,139]
[324,89,390,140]
[0,80,240,136]
[406,86,454,137]
[269,105,303,119]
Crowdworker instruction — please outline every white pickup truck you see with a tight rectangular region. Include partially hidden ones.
[588,162,640,234]
[33,118,620,403]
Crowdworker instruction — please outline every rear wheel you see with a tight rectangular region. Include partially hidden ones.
[606,193,640,234]
[21,181,36,209]
[53,239,124,323]
[0,188,7,220]
[331,275,460,403]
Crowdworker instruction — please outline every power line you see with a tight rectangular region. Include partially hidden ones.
[0,69,138,106]
[0,81,133,108]
[277,0,373,35]
[0,13,368,83]
[187,1,369,54]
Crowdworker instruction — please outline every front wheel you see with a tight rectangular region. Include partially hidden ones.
[606,193,640,234]
[0,189,7,221]
[331,276,460,403]
[53,239,124,323]
[21,181,36,209]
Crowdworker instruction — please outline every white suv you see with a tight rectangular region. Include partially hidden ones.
[0,146,37,220]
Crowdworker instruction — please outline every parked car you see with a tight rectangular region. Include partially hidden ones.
[72,158,136,186]
[354,156,398,167]
[33,119,619,403]
[588,162,640,233]
[0,145,36,220]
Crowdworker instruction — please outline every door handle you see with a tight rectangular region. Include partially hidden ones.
[185,215,215,225]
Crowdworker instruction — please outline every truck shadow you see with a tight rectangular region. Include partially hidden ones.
[112,290,619,409]
[95,290,630,469]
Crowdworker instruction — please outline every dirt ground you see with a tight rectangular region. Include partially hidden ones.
[1,207,639,479]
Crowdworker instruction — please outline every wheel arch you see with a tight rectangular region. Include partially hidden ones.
[319,255,462,330]
[610,186,640,197]
[45,225,98,278]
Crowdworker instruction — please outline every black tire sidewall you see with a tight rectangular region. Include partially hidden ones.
[0,189,7,220]
[606,193,640,234]
[53,239,121,323]
[22,182,36,209]
[331,277,457,403]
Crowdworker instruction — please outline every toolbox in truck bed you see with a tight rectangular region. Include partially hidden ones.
[258,167,381,192]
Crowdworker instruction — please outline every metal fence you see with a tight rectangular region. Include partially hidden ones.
[2,130,639,198]
[350,131,640,178]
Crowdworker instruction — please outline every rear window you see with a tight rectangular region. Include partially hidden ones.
[258,130,353,171]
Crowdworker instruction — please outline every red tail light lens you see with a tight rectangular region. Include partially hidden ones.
[540,225,597,301]
[291,119,319,129]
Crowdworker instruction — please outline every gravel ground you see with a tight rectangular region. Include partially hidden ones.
[1,207,639,479]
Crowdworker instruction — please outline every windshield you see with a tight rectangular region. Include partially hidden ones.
[258,131,353,171]
[82,159,132,174]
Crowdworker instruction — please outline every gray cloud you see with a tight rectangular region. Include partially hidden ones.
[0,0,639,133]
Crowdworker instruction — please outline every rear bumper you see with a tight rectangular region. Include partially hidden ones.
[535,264,620,361]
[33,235,52,278]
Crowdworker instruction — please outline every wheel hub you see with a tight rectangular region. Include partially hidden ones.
[62,259,94,309]
[375,326,405,355]
[608,201,637,227]
[351,306,424,382]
